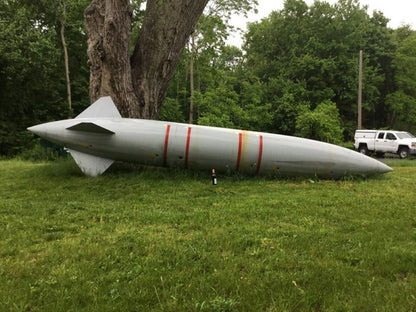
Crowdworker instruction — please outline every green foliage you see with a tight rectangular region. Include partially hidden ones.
[195,80,273,131]
[295,100,344,143]
[266,79,309,134]
[385,91,416,128]
[386,30,416,132]
[394,34,416,96]
[0,121,33,156]
[167,0,260,130]
[244,0,401,138]
[0,4,63,154]
[0,0,89,155]
[238,75,273,131]
[1,159,416,311]
[18,139,68,161]
[197,86,242,128]
[159,98,186,123]
[2,0,416,156]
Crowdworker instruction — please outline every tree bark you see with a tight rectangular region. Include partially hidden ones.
[131,0,208,119]
[85,0,138,117]
[85,0,208,119]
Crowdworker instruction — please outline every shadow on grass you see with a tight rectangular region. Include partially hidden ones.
[31,159,84,178]
[17,157,395,185]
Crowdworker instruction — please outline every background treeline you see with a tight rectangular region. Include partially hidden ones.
[1,0,416,156]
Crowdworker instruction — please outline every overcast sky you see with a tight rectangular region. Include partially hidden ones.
[228,0,416,47]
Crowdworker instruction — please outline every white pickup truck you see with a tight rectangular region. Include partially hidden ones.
[354,130,416,158]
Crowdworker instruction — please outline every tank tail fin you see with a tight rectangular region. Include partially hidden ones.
[68,149,114,177]
[76,96,122,119]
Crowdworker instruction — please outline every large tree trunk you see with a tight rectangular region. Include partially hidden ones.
[85,0,139,117]
[85,0,208,119]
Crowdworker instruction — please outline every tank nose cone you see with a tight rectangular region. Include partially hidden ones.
[27,124,47,138]
[354,152,393,175]
[377,161,393,174]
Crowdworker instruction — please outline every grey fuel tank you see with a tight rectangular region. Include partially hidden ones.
[28,97,393,178]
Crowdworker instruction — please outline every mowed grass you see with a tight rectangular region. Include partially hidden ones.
[1,159,416,311]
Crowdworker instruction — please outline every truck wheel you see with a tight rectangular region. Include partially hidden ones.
[399,147,409,159]
[358,145,368,155]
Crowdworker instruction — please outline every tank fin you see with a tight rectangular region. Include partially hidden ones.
[68,149,114,177]
[66,122,115,134]
[75,96,122,119]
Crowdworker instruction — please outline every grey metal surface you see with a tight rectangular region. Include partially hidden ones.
[28,97,393,177]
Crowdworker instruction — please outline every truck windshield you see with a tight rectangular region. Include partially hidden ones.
[397,132,415,139]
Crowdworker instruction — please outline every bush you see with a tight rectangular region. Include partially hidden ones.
[295,100,344,144]
[18,139,68,161]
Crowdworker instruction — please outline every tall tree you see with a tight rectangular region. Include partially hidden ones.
[17,0,90,113]
[244,0,396,137]
[59,0,72,111]
[166,0,258,124]
[386,29,416,132]
[0,0,90,155]
[85,0,209,119]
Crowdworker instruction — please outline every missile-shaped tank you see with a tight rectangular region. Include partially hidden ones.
[28,97,392,178]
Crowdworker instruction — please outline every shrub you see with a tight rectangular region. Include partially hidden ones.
[295,100,344,144]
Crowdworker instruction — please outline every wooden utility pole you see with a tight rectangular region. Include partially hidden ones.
[358,50,363,130]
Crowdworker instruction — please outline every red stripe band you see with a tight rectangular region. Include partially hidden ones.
[236,132,243,171]
[256,135,263,175]
[185,127,192,168]
[163,125,171,167]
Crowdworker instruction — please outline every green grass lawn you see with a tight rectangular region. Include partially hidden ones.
[1,158,416,311]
